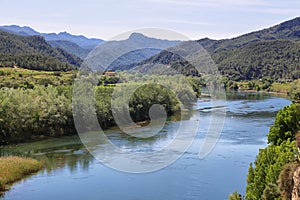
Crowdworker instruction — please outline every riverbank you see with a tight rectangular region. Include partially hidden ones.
[0,93,291,200]
[236,89,289,98]
[232,78,300,99]
[0,156,42,193]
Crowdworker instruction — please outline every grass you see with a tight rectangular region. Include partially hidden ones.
[0,67,76,88]
[0,156,42,191]
[270,82,291,94]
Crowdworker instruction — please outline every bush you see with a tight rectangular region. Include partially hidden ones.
[268,103,300,145]
[229,191,242,200]
[262,183,280,200]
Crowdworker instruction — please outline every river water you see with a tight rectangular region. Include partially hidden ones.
[0,92,291,200]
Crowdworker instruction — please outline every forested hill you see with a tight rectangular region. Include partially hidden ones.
[48,40,90,59]
[0,25,103,58]
[213,40,300,81]
[198,16,300,53]
[131,17,300,81]
[0,30,82,71]
[0,25,103,49]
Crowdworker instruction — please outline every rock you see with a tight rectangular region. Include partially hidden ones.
[292,167,300,200]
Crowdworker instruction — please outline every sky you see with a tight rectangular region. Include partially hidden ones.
[0,0,299,40]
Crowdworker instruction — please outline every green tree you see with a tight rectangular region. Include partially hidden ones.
[268,103,300,145]
[261,183,280,200]
[229,191,242,200]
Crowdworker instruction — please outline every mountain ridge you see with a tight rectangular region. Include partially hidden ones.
[129,17,300,81]
[0,25,103,58]
[0,30,82,71]
[1,17,300,79]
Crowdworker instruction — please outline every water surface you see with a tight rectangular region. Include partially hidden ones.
[0,92,291,200]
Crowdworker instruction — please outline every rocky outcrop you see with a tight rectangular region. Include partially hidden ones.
[292,167,300,200]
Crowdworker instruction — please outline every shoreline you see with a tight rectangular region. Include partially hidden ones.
[231,89,289,98]
[0,156,42,193]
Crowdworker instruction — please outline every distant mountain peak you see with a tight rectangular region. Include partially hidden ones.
[0,24,39,35]
[58,31,72,36]
[129,32,148,40]
[0,25,103,50]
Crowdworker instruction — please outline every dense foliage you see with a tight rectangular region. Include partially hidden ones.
[130,50,201,76]
[0,30,82,71]
[243,103,300,200]
[0,70,200,144]
[214,40,300,81]
[268,103,300,145]
[245,140,296,200]
[0,86,75,144]
[130,17,300,81]
[198,17,300,54]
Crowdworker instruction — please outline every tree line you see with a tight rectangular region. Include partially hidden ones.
[230,102,300,200]
[0,72,201,145]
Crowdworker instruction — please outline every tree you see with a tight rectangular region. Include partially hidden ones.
[268,103,300,145]
[247,163,255,184]
[261,183,280,200]
[229,191,242,200]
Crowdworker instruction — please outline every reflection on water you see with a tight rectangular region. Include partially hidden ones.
[0,136,93,174]
[0,92,291,200]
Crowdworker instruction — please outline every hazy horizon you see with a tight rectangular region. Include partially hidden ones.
[0,0,299,40]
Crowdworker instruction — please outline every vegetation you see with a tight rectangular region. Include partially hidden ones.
[229,191,242,200]
[0,30,82,71]
[222,78,300,98]
[0,67,76,88]
[0,69,200,144]
[130,17,300,81]
[214,40,300,81]
[268,103,300,145]
[230,102,300,200]
[0,156,42,191]
[129,50,201,76]
[198,17,300,54]
[245,139,296,199]
[48,40,90,59]
[278,162,299,200]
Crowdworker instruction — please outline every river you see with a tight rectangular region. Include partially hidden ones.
[0,92,291,200]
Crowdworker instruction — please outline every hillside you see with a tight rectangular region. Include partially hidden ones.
[198,17,300,53]
[130,50,200,76]
[213,40,300,81]
[107,48,162,71]
[0,30,82,71]
[131,17,300,80]
[0,25,103,58]
[87,32,180,71]
[48,40,90,59]
[0,25,103,49]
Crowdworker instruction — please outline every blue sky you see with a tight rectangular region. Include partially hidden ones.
[0,0,299,40]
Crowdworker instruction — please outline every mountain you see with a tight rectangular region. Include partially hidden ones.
[86,32,180,71]
[0,25,103,55]
[213,40,300,81]
[107,48,162,71]
[129,50,200,76]
[48,40,90,59]
[198,17,300,53]
[0,25,39,36]
[130,17,300,81]
[0,30,82,71]
[42,31,102,49]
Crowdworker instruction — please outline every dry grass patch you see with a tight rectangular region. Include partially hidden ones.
[0,156,42,191]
